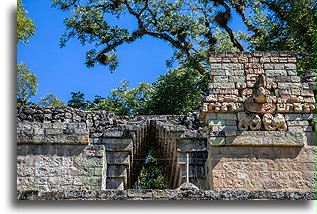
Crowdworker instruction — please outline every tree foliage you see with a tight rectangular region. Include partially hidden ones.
[38,94,66,106]
[17,0,36,44]
[92,80,152,114]
[145,67,209,115]
[52,0,315,74]
[246,0,316,72]
[67,91,92,110]
[52,0,250,74]
[17,63,38,106]
[137,151,165,189]
[17,0,38,106]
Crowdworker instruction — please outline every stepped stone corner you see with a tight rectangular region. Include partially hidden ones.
[17,51,316,200]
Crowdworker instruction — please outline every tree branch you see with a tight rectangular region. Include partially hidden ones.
[215,0,244,51]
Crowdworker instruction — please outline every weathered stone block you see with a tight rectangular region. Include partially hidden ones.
[106,151,130,164]
[290,76,301,83]
[217,113,237,120]
[106,178,125,190]
[103,138,133,151]
[278,83,302,89]
[213,76,228,82]
[228,76,246,82]
[218,126,238,132]
[206,113,217,120]
[273,64,285,69]
[266,70,287,76]
[287,69,297,75]
[285,63,296,69]
[208,137,225,146]
[211,83,235,88]
[107,164,127,177]
[176,138,207,151]
[285,114,303,121]
[208,120,226,126]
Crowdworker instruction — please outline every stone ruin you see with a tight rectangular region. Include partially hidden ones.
[16,52,316,200]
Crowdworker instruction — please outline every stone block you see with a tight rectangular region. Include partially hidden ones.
[302,114,315,120]
[224,131,237,136]
[262,136,304,146]
[228,70,245,76]
[176,138,207,151]
[210,63,222,70]
[225,136,262,146]
[287,121,309,127]
[208,120,226,126]
[208,137,225,146]
[211,83,235,88]
[210,70,229,76]
[228,76,246,82]
[221,63,244,70]
[264,64,274,69]
[285,63,296,69]
[106,178,125,190]
[290,76,301,83]
[107,164,127,177]
[106,151,130,164]
[275,76,290,82]
[285,114,303,121]
[287,69,297,75]
[288,126,305,132]
[274,64,285,69]
[103,138,133,151]
[85,177,102,186]
[278,83,302,89]
[206,113,217,120]
[266,70,287,76]
[217,113,237,120]
[213,76,229,82]
[218,126,238,132]
[226,120,237,126]
[45,128,63,135]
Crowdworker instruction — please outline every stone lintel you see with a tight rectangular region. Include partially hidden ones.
[208,131,304,147]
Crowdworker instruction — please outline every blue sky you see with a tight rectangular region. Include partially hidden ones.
[18,0,248,104]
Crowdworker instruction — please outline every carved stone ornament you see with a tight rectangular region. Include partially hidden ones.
[237,112,261,131]
[262,113,287,131]
[242,74,278,113]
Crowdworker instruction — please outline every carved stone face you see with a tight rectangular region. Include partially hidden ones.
[242,74,277,114]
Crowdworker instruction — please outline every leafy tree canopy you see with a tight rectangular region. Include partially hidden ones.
[92,80,152,114]
[52,0,316,73]
[17,0,37,44]
[247,0,316,72]
[17,63,38,106]
[144,67,209,115]
[17,0,38,106]
[67,91,92,110]
[38,94,66,106]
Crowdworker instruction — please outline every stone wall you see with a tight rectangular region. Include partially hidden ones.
[17,106,206,191]
[17,189,316,200]
[17,144,105,191]
[201,52,316,192]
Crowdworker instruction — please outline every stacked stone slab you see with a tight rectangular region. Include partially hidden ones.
[201,52,316,192]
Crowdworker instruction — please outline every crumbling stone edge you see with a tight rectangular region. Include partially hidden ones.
[17,189,316,200]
